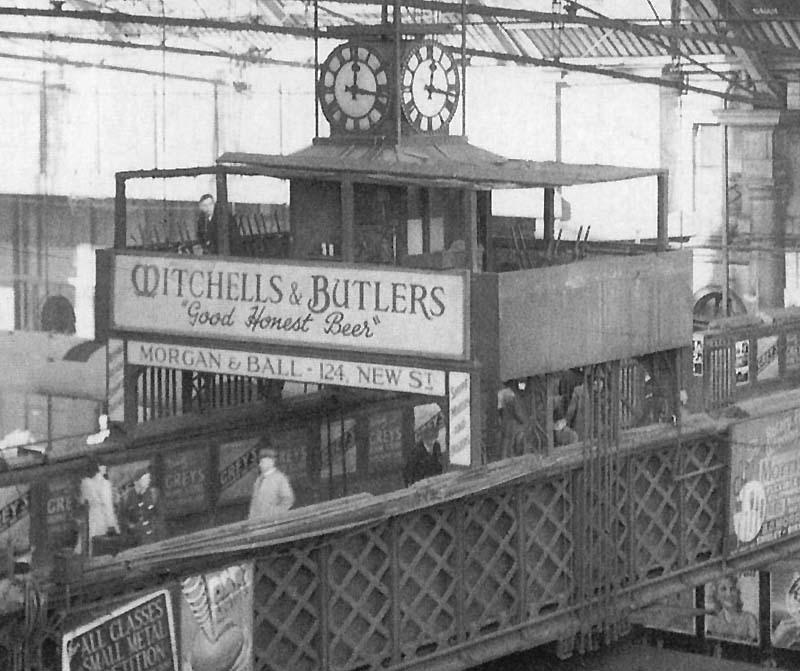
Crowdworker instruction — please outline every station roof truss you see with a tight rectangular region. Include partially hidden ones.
[2,1,800,107]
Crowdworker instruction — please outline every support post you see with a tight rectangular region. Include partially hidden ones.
[114,176,127,249]
[215,169,230,256]
[721,124,729,315]
[543,187,555,243]
[394,0,402,143]
[657,171,669,252]
[341,179,354,263]
[463,189,479,271]
[123,363,138,430]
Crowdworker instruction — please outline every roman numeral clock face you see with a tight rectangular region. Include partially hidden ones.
[402,41,461,133]
[319,42,390,133]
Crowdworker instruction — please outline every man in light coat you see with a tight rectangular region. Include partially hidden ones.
[248,440,295,521]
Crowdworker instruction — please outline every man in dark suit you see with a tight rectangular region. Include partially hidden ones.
[404,414,443,486]
[196,193,216,253]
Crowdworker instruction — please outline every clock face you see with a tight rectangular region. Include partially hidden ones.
[401,41,460,133]
[318,42,390,133]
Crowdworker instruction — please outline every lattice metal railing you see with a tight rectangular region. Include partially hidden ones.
[396,506,458,659]
[15,431,728,671]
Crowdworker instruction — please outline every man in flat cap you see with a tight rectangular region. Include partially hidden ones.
[248,438,295,521]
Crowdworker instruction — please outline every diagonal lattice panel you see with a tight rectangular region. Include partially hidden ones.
[520,475,574,617]
[682,437,725,562]
[463,490,520,636]
[396,506,458,658]
[630,449,680,578]
[327,527,392,671]
[254,547,322,671]
[611,460,632,586]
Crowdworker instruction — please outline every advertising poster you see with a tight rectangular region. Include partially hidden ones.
[729,407,800,550]
[62,589,177,671]
[742,0,800,19]
[217,438,259,505]
[320,417,357,479]
[162,447,210,517]
[640,589,697,635]
[704,570,760,645]
[787,332,800,372]
[735,339,750,385]
[448,372,470,466]
[692,334,704,377]
[45,473,80,551]
[771,565,800,649]
[180,562,253,671]
[367,409,403,473]
[275,427,308,483]
[0,484,30,555]
[757,335,779,381]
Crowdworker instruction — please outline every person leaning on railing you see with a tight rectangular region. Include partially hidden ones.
[195,193,216,254]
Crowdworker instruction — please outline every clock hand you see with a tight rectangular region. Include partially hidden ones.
[344,84,377,97]
[423,84,457,98]
[348,60,360,99]
[426,62,437,100]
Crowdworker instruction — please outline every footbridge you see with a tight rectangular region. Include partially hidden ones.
[7,394,800,671]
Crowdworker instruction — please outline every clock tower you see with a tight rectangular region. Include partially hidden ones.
[316,34,462,142]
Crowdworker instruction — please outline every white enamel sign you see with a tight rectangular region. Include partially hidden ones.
[128,340,446,396]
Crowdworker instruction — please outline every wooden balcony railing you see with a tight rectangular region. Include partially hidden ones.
[125,207,290,260]
[134,366,289,423]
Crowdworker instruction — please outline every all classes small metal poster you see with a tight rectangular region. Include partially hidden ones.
[62,589,177,671]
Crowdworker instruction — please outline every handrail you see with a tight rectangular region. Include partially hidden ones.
[695,309,800,411]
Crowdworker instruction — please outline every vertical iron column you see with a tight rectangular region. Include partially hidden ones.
[114,176,127,249]
[544,187,555,243]
[341,179,354,262]
[721,122,729,316]
[657,172,669,252]
[394,0,402,143]
[314,0,319,139]
[461,0,467,136]
[215,169,230,256]
[464,189,478,271]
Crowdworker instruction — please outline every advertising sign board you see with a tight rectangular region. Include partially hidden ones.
[128,341,445,397]
[113,255,467,359]
[729,407,800,550]
[62,590,177,671]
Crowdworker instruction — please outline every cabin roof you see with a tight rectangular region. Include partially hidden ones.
[218,138,663,190]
